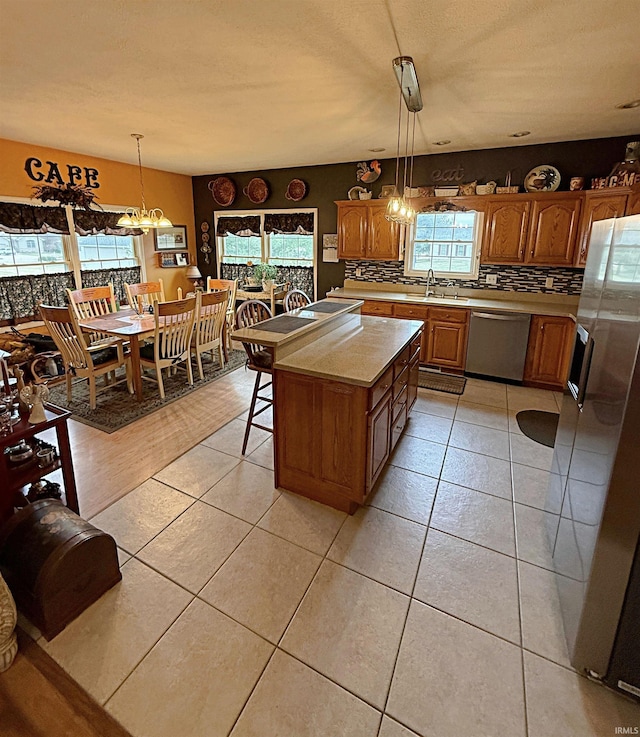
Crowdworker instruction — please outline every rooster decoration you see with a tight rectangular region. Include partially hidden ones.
[357,160,382,184]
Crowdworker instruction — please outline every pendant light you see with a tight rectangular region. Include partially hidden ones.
[385,57,422,226]
[117,134,172,233]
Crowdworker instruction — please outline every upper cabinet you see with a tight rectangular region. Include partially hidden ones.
[525,196,581,266]
[573,186,640,265]
[482,199,531,263]
[336,201,401,260]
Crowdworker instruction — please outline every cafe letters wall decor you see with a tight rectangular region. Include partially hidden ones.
[25,156,102,209]
[24,157,100,188]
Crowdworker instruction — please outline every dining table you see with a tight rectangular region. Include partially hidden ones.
[77,308,156,401]
[236,283,289,315]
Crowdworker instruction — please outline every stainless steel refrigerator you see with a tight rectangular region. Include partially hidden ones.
[548,213,640,699]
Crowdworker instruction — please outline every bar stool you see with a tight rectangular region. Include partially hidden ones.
[235,299,273,455]
[283,289,312,312]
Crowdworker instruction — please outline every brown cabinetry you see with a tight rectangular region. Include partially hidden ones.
[359,299,469,371]
[524,315,574,390]
[274,328,420,513]
[575,192,628,266]
[425,308,469,370]
[480,192,582,267]
[626,189,640,216]
[482,200,530,263]
[526,197,582,266]
[336,201,401,260]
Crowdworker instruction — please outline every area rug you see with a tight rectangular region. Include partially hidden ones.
[516,409,560,448]
[417,369,467,395]
[47,350,246,433]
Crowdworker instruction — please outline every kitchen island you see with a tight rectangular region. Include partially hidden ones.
[233,299,422,513]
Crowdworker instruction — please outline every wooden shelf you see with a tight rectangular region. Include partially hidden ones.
[157,251,190,268]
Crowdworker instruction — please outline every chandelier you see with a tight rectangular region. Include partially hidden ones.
[117,134,172,232]
[386,57,423,226]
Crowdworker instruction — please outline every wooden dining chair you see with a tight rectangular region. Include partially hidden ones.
[192,290,228,380]
[138,296,197,400]
[207,277,238,354]
[39,304,133,410]
[66,284,121,351]
[283,289,312,312]
[124,279,165,314]
[235,299,273,455]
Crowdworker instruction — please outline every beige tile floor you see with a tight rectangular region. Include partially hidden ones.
[33,375,640,737]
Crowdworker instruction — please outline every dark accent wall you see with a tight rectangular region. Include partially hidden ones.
[192,135,638,298]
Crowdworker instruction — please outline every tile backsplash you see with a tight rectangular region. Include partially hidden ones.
[344,261,584,295]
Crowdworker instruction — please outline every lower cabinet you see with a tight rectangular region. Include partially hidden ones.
[523,315,574,390]
[274,330,420,513]
[424,308,469,370]
[360,300,470,371]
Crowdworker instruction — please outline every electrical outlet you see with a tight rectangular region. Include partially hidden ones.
[355,267,363,277]
[486,274,498,285]
[545,277,554,289]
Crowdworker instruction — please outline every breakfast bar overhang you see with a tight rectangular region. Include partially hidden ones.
[233,298,422,513]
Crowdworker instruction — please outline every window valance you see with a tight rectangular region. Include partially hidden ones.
[0,203,69,234]
[0,203,143,237]
[73,210,143,237]
[216,216,261,237]
[263,212,314,235]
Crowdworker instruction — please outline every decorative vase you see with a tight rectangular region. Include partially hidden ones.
[0,573,18,672]
[262,279,274,291]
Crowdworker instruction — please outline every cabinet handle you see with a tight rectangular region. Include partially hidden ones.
[541,324,545,332]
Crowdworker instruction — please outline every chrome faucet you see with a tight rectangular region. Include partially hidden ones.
[425,269,435,297]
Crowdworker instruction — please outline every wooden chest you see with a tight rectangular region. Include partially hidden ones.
[0,499,121,640]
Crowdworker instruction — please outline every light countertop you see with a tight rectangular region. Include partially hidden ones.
[329,283,579,319]
[273,313,422,386]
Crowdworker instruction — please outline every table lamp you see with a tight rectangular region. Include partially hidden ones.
[186,265,203,290]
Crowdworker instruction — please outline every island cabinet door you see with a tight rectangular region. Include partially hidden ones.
[366,391,392,493]
[525,197,581,266]
[274,371,369,509]
[337,205,367,259]
[482,199,530,263]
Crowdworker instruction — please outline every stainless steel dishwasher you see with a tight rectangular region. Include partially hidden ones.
[466,311,531,381]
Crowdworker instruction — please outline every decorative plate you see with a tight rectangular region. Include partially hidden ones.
[357,160,382,184]
[208,177,236,206]
[243,177,270,204]
[285,178,308,201]
[524,165,561,192]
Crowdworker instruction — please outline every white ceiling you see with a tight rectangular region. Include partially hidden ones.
[1,0,639,175]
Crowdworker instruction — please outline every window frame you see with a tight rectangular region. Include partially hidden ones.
[403,209,483,280]
[0,196,145,284]
[214,207,317,285]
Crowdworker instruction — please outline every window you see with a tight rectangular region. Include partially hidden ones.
[220,234,263,264]
[405,210,482,279]
[268,233,314,266]
[0,233,69,276]
[77,234,139,270]
[217,211,316,268]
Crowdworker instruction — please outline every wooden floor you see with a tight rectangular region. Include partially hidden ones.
[0,629,133,737]
[0,363,254,734]
[43,363,254,519]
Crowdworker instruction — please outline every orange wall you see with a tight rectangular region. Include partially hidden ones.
[0,138,195,297]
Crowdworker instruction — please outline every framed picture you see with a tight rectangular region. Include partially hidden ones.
[379,185,396,198]
[175,253,188,267]
[154,225,188,251]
